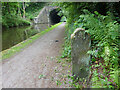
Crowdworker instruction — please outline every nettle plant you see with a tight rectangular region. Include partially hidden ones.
[74,10,120,88]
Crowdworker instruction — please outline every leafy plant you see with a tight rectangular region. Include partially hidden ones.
[73,10,120,88]
[39,74,45,79]
[53,2,120,88]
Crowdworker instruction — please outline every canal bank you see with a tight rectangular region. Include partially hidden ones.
[2,22,62,60]
[2,24,49,51]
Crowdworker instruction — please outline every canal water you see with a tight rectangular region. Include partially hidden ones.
[2,24,49,51]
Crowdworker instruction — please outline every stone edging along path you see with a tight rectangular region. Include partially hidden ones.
[1,22,62,60]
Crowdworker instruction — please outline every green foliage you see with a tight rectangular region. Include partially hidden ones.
[67,74,88,88]
[73,10,119,88]
[60,16,67,22]
[61,39,71,58]
[54,2,120,88]
[2,2,31,28]
[61,23,73,58]
[39,74,45,79]
[2,2,46,28]
[74,11,119,88]
[76,10,119,65]
[2,15,31,28]
[25,2,46,20]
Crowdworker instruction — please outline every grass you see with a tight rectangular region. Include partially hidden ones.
[1,22,62,60]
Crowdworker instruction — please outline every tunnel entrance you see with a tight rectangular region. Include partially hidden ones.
[49,9,61,25]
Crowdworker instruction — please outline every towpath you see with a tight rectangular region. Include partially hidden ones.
[2,22,71,88]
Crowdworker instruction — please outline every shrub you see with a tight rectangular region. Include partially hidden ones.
[72,10,120,88]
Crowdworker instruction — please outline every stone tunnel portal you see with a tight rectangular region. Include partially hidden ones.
[49,9,61,25]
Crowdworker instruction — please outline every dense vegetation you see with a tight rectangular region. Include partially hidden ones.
[1,2,120,88]
[2,2,46,28]
[53,2,120,88]
[25,2,46,20]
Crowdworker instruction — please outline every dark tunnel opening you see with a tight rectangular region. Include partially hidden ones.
[49,9,62,25]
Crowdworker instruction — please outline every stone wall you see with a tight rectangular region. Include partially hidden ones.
[71,28,91,79]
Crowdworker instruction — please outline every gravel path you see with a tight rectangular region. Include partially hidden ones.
[2,22,71,88]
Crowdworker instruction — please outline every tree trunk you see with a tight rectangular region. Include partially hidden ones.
[17,3,21,17]
[23,2,26,18]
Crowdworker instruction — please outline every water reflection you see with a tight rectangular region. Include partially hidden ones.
[2,24,49,51]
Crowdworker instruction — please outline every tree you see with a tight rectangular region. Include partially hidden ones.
[23,2,26,18]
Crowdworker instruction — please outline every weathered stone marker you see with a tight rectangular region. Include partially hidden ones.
[71,28,91,79]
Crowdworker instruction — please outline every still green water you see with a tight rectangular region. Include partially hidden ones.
[2,24,49,51]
